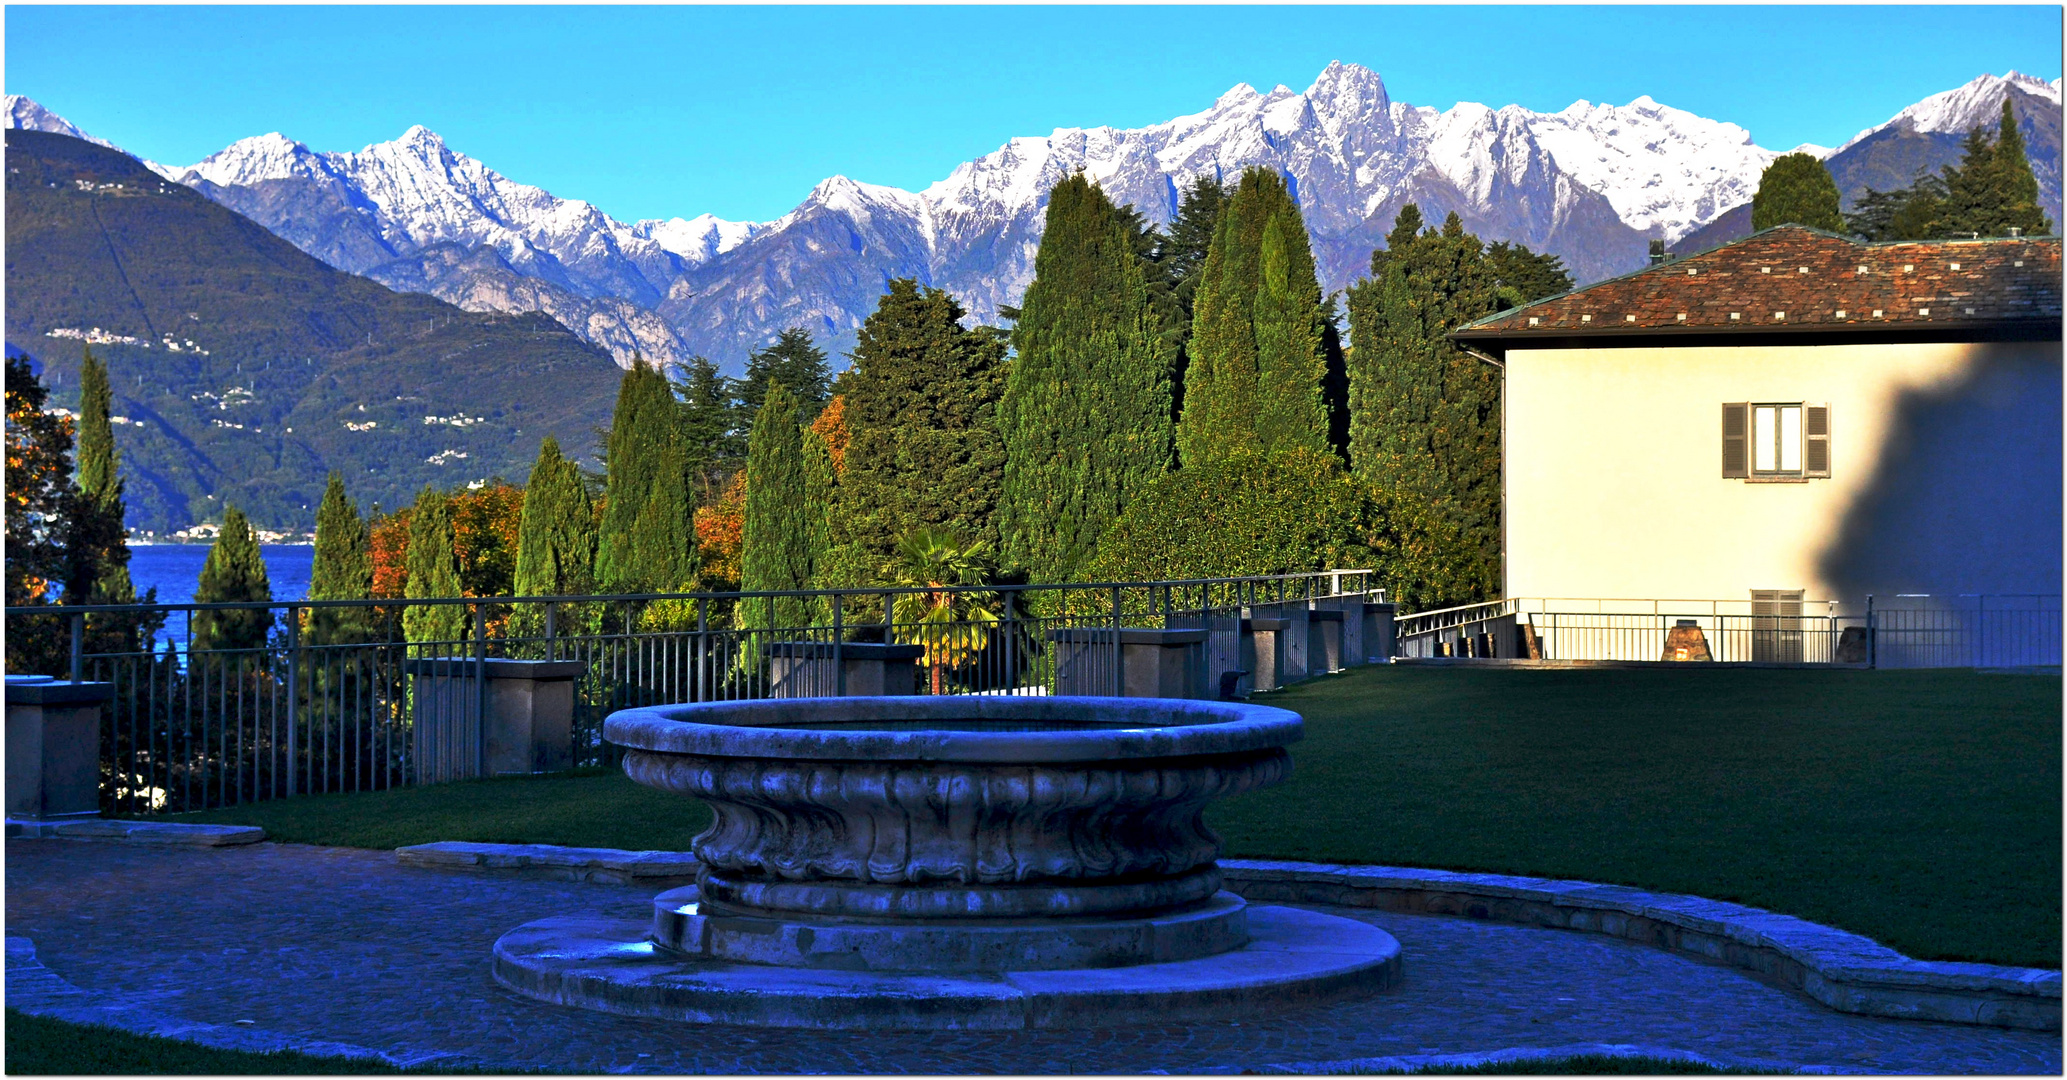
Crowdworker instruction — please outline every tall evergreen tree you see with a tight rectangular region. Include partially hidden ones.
[1161,174,1227,322]
[739,385,825,631]
[509,436,599,645]
[1751,153,1845,232]
[1175,167,1329,466]
[595,360,698,594]
[1251,213,1332,458]
[1345,207,1506,595]
[513,436,599,599]
[739,329,832,422]
[70,349,138,606]
[1941,100,2052,238]
[675,355,748,502]
[998,174,1175,584]
[306,472,375,646]
[191,505,273,653]
[402,487,466,645]
[832,279,1008,581]
[1483,242,1574,308]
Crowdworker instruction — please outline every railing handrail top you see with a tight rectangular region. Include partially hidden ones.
[5,570,1377,617]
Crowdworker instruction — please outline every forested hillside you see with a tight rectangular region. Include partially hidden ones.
[4,129,622,533]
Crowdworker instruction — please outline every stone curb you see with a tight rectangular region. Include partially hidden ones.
[1218,859,2061,1032]
[395,840,700,886]
[1254,1040,1855,1075]
[2,936,481,1070]
[5,819,265,845]
[1392,657,1869,671]
[385,841,2060,1033]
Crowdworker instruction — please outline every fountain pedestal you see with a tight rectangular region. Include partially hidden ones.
[491,696,1401,1029]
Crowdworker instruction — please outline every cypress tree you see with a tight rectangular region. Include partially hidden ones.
[1750,153,1845,232]
[1345,207,1505,597]
[307,472,375,645]
[833,279,1007,580]
[402,487,467,646]
[1175,167,1328,467]
[740,385,824,631]
[998,174,1174,584]
[1251,213,1331,458]
[595,360,698,594]
[1162,174,1227,320]
[739,329,832,423]
[191,505,273,652]
[70,349,137,607]
[513,436,599,599]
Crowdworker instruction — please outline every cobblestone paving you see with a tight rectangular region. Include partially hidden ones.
[6,841,2059,1075]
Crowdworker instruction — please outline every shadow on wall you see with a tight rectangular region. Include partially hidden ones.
[1818,345,2063,599]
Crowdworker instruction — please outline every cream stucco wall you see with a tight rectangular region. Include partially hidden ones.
[1503,339,2062,606]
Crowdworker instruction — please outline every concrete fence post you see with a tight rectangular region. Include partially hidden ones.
[6,676,112,833]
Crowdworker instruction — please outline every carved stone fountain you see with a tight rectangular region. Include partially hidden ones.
[491,697,1400,1030]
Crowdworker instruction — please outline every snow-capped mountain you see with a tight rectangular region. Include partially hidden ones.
[139,126,762,367]
[10,66,2059,372]
[1674,71,2063,256]
[1838,71,2061,150]
[3,94,124,152]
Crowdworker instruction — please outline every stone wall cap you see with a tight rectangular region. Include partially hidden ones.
[1242,618,1290,632]
[5,679,115,706]
[1363,603,1397,614]
[606,696,1302,763]
[402,658,585,680]
[1307,609,1345,622]
[1044,628,1210,645]
[764,641,925,660]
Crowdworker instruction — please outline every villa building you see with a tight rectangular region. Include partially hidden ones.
[1450,226,2061,660]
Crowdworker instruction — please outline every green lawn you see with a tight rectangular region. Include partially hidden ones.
[2,1010,437,1074]
[165,666,2060,968]
[1212,665,2060,968]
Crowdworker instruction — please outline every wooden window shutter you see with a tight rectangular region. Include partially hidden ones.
[1804,403,1830,477]
[1721,403,1749,478]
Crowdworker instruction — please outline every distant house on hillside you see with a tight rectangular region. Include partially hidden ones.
[1451,226,2061,660]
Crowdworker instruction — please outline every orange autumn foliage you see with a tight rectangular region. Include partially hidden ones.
[693,470,746,593]
[810,395,848,476]
[369,482,527,601]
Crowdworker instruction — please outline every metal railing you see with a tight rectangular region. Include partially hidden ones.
[1398,595,2061,668]
[4,571,1376,815]
[1865,594,2063,669]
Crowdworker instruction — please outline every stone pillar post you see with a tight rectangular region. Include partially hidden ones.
[1362,603,1398,663]
[1307,608,1345,673]
[1047,628,1208,698]
[1336,597,1367,668]
[1239,617,1287,692]
[407,658,582,780]
[768,642,923,697]
[6,676,112,827]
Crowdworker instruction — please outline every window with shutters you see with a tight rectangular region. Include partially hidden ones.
[1722,402,1829,479]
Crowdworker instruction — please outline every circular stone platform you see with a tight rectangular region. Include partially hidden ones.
[492,898,1401,1031]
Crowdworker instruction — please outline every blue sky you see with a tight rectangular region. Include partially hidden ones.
[7,6,2060,225]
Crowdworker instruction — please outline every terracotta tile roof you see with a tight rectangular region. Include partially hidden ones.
[1455,226,2062,342]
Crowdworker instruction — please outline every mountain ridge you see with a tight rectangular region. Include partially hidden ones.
[8,67,2061,370]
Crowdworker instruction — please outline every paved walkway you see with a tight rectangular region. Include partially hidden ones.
[5,840,2058,1074]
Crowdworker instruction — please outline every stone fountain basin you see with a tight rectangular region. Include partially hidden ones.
[604,697,1302,921]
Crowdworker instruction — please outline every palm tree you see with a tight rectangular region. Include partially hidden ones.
[887,526,998,695]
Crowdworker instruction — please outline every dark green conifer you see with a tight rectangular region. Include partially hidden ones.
[740,385,824,631]
[1252,213,1331,458]
[1345,207,1504,595]
[675,355,748,502]
[70,349,138,607]
[402,487,466,646]
[739,329,832,423]
[191,505,273,652]
[1751,153,1845,232]
[596,361,698,594]
[998,174,1174,584]
[1175,168,1328,466]
[306,472,374,645]
[1161,174,1227,321]
[513,436,598,600]
[833,280,1007,580]
[1941,100,2051,238]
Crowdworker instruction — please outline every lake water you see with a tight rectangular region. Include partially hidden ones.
[129,544,314,607]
